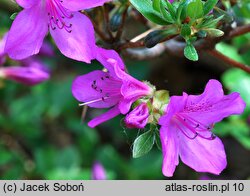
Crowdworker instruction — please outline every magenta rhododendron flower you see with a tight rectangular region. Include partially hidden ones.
[5,0,110,62]
[91,162,106,180]
[0,33,51,86]
[72,48,153,128]
[125,103,149,129]
[159,80,246,177]
[0,60,50,86]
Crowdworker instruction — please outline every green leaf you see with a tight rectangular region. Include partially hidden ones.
[132,131,155,158]
[10,13,18,20]
[187,0,204,19]
[205,28,224,37]
[130,0,169,25]
[152,0,161,12]
[181,24,191,39]
[197,15,224,29]
[159,1,174,23]
[203,0,219,15]
[155,132,162,151]
[184,44,199,61]
[222,69,250,115]
[163,0,177,20]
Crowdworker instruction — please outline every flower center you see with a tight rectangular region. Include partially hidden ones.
[46,0,73,33]
[174,114,216,140]
[79,73,122,106]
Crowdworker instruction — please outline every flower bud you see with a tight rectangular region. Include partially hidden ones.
[144,27,178,48]
[91,162,106,180]
[110,12,123,32]
[144,30,168,48]
[124,103,149,129]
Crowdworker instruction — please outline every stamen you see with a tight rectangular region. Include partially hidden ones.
[175,115,216,140]
[175,123,198,140]
[78,97,110,106]
[46,0,73,33]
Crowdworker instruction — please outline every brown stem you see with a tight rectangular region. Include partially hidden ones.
[119,34,177,50]
[119,40,145,50]
[228,24,250,38]
[115,7,128,40]
[208,50,250,74]
[102,5,114,41]
[83,11,110,42]
[93,22,111,42]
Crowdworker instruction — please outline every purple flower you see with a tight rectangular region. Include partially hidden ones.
[91,162,106,180]
[0,60,50,86]
[159,80,246,177]
[125,103,149,129]
[0,33,51,86]
[5,0,110,62]
[72,48,153,128]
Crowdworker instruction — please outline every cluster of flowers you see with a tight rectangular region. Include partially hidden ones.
[0,0,246,177]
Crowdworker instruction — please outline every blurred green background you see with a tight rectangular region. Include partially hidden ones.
[0,0,250,180]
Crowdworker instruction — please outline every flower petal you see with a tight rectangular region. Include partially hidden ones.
[186,92,246,125]
[72,70,122,108]
[61,0,111,11]
[186,79,224,106]
[50,12,96,63]
[124,103,149,129]
[1,60,50,86]
[179,134,227,175]
[5,5,48,60]
[96,48,125,76]
[160,124,179,177]
[88,106,120,128]
[159,93,188,126]
[16,0,40,8]
[111,60,152,113]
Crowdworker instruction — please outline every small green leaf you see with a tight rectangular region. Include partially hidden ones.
[155,132,162,151]
[152,0,161,12]
[214,7,234,23]
[205,28,224,37]
[132,131,155,158]
[184,44,199,61]
[203,0,219,15]
[163,0,177,20]
[197,15,224,29]
[10,13,18,20]
[130,0,169,25]
[181,24,191,39]
[160,1,174,23]
[187,0,204,19]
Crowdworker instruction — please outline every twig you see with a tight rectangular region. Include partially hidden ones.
[228,24,250,38]
[208,50,250,74]
[83,11,110,42]
[119,40,145,50]
[102,5,114,41]
[115,6,129,40]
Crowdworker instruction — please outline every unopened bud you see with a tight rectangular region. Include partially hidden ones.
[144,30,168,48]
[110,12,123,32]
[125,103,149,129]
